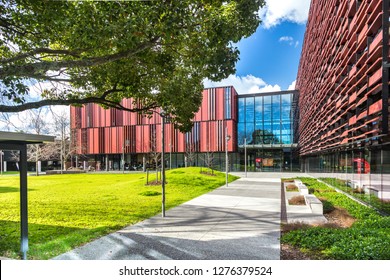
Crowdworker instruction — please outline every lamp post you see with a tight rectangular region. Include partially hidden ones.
[225,126,231,187]
[244,138,247,177]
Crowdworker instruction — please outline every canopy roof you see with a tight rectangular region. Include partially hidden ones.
[0,131,55,145]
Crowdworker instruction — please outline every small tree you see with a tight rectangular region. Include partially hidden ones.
[51,109,71,173]
[147,125,161,184]
[185,135,196,167]
[201,144,214,175]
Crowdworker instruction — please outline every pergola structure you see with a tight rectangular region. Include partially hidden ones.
[0,131,55,260]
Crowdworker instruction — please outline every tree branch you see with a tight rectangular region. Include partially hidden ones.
[0,96,159,113]
[0,37,160,79]
[0,48,85,64]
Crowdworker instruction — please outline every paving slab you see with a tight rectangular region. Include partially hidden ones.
[54,172,306,260]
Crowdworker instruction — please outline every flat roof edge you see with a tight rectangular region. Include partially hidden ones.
[0,131,55,143]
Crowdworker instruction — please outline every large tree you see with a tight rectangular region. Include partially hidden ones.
[0,0,264,131]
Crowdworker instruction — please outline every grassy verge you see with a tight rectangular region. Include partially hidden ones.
[281,177,390,259]
[319,177,390,215]
[0,167,238,259]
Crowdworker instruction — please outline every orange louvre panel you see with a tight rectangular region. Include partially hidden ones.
[368,67,382,86]
[349,91,357,104]
[202,90,209,121]
[105,107,110,127]
[216,87,224,120]
[369,31,383,54]
[200,122,208,152]
[177,133,185,152]
[143,126,151,153]
[357,110,367,121]
[135,126,144,153]
[111,127,118,153]
[104,127,111,153]
[349,115,357,126]
[369,100,382,115]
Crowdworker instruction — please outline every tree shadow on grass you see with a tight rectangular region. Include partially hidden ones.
[0,187,19,194]
[0,220,103,259]
[0,187,36,193]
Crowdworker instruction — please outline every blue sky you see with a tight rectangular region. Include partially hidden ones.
[204,0,311,94]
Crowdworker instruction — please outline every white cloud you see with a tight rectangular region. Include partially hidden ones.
[204,74,285,94]
[279,36,300,47]
[288,80,296,90]
[260,0,311,28]
[279,36,294,42]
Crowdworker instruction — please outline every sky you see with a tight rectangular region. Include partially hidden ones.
[204,0,311,94]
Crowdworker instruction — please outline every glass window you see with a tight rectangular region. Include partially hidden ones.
[272,123,281,134]
[238,98,245,122]
[263,105,271,121]
[245,122,254,144]
[238,122,245,145]
[272,106,281,120]
[245,97,254,123]
[282,135,291,144]
[273,134,282,144]
[255,96,263,123]
[264,95,272,105]
[281,106,291,121]
[225,87,231,119]
[282,93,292,105]
[252,129,263,145]
[272,94,281,105]
[255,122,263,131]
[263,122,272,135]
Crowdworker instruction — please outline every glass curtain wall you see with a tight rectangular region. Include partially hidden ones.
[304,143,390,215]
[237,92,296,171]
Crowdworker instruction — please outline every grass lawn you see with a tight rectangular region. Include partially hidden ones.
[0,167,238,259]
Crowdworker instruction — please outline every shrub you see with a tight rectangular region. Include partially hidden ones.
[320,199,335,214]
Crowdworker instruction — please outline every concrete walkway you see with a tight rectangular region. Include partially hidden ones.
[54,172,300,260]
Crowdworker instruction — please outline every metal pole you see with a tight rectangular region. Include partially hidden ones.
[244,138,247,177]
[225,126,229,187]
[161,114,166,217]
[122,145,124,174]
[169,144,172,170]
[20,145,28,260]
[0,150,3,175]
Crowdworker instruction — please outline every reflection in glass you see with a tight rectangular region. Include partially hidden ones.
[263,105,271,121]
[255,96,263,122]
[281,93,292,105]
[281,106,291,121]
[238,122,245,145]
[246,122,254,144]
[245,97,254,123]
[238,98,245,122]
[264,95,272,104]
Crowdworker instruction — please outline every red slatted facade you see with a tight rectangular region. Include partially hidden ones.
[297,0,389,156]
[70,86,238,155]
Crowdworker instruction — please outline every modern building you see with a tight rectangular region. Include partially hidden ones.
[70,88,299,172]
[297,0,389,182]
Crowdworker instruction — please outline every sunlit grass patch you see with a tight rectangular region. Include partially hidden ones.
[0,167,238,259]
